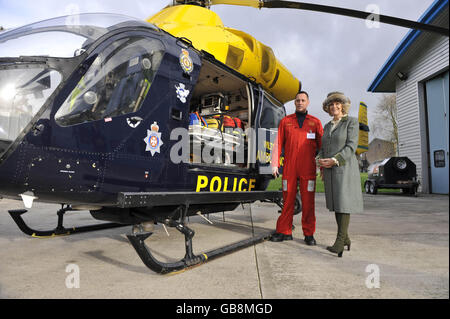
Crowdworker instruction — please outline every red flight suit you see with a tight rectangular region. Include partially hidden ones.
[272,113,323,236]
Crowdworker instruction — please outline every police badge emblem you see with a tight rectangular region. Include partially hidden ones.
[175,83,190,103]
[127,116,143,128]
[179,49,193,74]
[144,122,163,156]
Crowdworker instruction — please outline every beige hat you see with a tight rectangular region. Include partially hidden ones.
[322,91,351,115]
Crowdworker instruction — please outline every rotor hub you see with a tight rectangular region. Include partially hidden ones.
[174,0,211,8]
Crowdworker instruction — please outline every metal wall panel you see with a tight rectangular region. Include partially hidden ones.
[396,36,449,193]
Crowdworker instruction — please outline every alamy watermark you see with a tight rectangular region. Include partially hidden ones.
[365,264,380,289]
[365,4,381,29]
[168,127,278,165]
[65,263,80,289]
[65,4,81,29]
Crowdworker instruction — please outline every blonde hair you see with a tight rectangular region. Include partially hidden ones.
[322,92,350,115]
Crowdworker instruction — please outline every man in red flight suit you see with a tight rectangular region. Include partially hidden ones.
[270,91,324,245]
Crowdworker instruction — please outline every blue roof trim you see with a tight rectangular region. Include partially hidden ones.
[368,0,449,92]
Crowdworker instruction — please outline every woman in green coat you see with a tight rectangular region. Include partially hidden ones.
[317,92,363,257]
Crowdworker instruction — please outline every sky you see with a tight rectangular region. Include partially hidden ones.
[0,0,436,139]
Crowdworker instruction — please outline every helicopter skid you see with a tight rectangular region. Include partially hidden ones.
[8,207,127,238]
[127,221,275,274]
[121,191,281,273]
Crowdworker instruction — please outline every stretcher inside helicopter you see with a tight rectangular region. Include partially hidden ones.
[187,58,286,170]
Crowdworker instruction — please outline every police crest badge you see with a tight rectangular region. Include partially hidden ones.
[179,49,193,74]
[144,122,163,156]
[175,83,190,103]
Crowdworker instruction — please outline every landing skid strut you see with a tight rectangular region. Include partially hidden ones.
[127,205,275,274]
[8,205,127,238]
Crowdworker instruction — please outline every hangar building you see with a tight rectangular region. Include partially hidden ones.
[368,0,449,194]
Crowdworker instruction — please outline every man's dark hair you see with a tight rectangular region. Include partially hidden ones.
[297,91,309,99]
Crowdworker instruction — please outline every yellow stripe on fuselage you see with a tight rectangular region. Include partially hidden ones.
[356,101,369,156]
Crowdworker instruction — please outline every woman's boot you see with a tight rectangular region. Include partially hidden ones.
[342,213,351,251]
[327,212,350,257]
[334,213,350,250]
[345,234,351,251]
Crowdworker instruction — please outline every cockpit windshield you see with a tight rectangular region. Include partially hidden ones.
[0,14,160,159]
[0,66,62,157]
[0,13,159,58]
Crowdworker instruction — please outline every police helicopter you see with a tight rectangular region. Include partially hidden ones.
[0,0,448,274]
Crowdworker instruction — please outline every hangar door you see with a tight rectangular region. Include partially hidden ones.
[425,71,449,194]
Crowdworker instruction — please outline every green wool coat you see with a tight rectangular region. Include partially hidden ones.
[318,116,363,214]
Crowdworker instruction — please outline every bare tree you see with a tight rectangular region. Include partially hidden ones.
[371,94,398,155]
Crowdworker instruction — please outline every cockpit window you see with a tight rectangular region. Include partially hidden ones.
[55,37,165,126]
[0,13,159,58]
[0,66,62,157]
[1,31,88,58]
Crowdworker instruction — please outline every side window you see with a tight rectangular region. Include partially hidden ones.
[55,37,164,126]
[259,94,285,129]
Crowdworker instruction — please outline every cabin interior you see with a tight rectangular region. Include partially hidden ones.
[188,59,252,167]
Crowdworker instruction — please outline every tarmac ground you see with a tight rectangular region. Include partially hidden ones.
[0,192,448,299]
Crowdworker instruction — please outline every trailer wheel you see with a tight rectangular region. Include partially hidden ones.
[364,181,371,194]
[402,187,417,196]
[401,188,410,194]
[365,181,377,194]
[369,182,378,195]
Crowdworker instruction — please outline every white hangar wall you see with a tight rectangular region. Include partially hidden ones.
[395,35,449,193]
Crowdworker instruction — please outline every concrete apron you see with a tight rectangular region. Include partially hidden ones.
[0,193,448,299]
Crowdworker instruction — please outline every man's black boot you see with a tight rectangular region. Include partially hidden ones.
[270,232,293,242]
[304,235,317,246]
